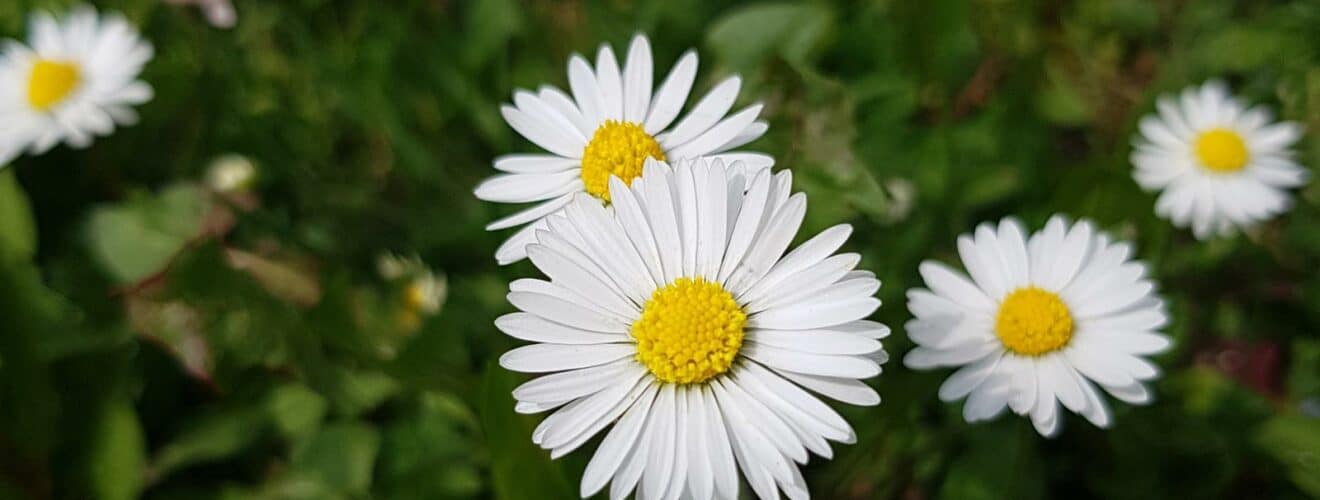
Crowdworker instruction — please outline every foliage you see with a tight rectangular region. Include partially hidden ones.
[1,0,1318,498]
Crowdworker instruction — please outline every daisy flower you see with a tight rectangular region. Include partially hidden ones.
[475,34,772,265]
[904,216,1170,437]
[498,157,886,499]
[0,5,154,166]
[1131,80,1309,239]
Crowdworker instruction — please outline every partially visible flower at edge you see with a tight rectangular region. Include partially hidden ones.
[0,5,154,166]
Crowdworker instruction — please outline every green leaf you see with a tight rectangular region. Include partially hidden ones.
[0,260,67,458]
[292,422,381,495]
[266,384,329,444]
[325,369,400,417]
[378,392,484,499]
[87,184,209,284]
[87,400,146,500]
[0,169,36,262]
[1256,414,1320,496]
[150,409,267,481]
[940,424,1044,500]
[706,3,833,69]
[461,0,522,69]
[481,363,574,500]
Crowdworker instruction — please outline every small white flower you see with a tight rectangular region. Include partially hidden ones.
[1131,80,1309,239]
[164,0,237,29]
[499,157,886,499]
[0,5,154,166]
[376,252,447,315]
[404,270,446,315]
[204,154,256,192]
[475,34,772,265]
[904,216,1170,437]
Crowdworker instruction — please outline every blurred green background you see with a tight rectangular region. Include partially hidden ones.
[1,0,1318,498]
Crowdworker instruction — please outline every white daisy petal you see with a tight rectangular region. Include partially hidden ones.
[918,261,995,313]
[641,384,677,500]
[742,343,880,379]
[667,104,764,159]
[495,312,625,345]
[492,154,579,174]
[514,90,587,145]
[581,379,659,497]
[495,218,549,265]
[501,105,584,159]
[526,244,639,317]
[537,86,594,138]
[474,171,582,203]
[506,291,628,333]
[717,169,774,284]
[714,121,769,152]
[708,151,775,172]
[548,376,654,459]
[500,343,635,373]
[726,193,807,294]
[661,76,742,149]
[643,50,697,134]
[484,193,574,231]
[513,358,636,405]
[622,34,652,123]
[567,54,605,125]
[742,224,853,301]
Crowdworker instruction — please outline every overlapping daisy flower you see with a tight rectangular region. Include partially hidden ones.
[904,216,1170,437]
[497,157,887,499]
[1131,80,1309,239]
[0,5,154,166]
[474,34,772,265]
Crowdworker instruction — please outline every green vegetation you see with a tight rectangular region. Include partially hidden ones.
[1,0,1317,498]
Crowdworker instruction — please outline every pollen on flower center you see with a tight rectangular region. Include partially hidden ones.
[580,120,666,202]
[1194,128,1249,173]
[631,277,746,384]
[27,60,82,111]
[995,287,1074,356]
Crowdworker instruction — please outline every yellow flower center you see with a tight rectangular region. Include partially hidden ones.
[1193,128,1249,173]
[27,60,81,111]
[995,287,1074,356]
[631,277,746,384]
[580,120,666,202]
[404,283,429,311]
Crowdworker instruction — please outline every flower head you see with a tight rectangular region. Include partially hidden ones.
[475,34,772,265]
[1131,80,1309,238]
[498,157,886,499]
[905,216,1170,437]
[0,5,154,165]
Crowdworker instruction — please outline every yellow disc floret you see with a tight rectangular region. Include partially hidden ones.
[1194,128,1249,173]
[27,60,81,111]
[631,277,746,384]
[995,287,1074,356]
[580,120,666,202]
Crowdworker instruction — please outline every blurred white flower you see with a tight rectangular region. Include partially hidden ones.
[0,5,154,166]
[404,271,446,315]
[882,177,916,223]
[905,216,1171,437]
[164,0,236,29]
[205,154,256,192]
[376,252,446,316]
[1131,80,1309,239]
